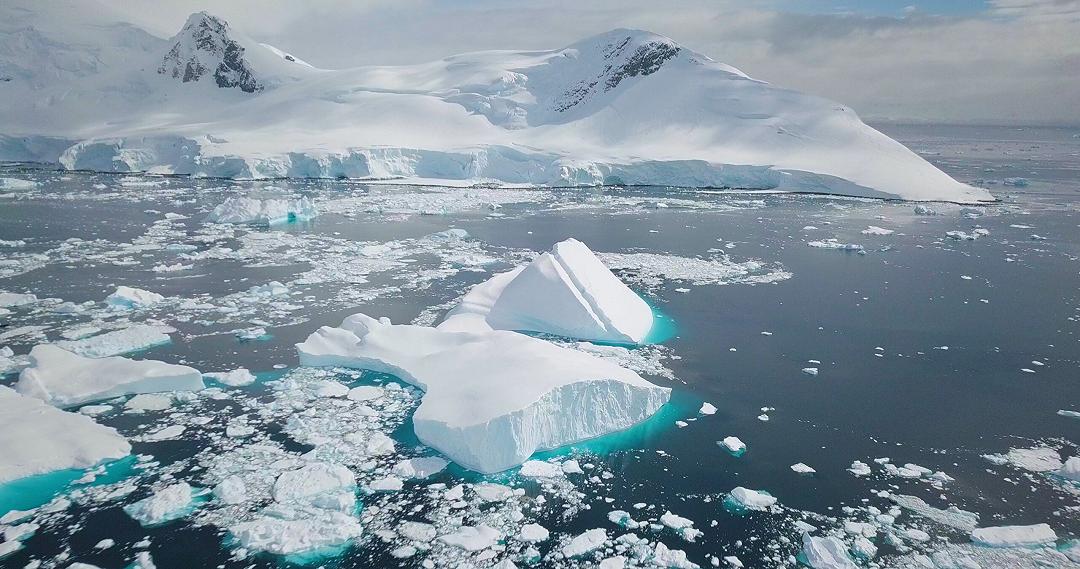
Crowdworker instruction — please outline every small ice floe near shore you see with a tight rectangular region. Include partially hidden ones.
[105,286,164,309]
[206,196,317,225]
[438,238,654,344]
[16,344,203,407]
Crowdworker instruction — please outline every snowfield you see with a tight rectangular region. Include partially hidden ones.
[0,2,992,203]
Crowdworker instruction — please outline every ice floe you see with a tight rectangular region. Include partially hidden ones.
[439,238,654,344]
[16,345,203,407]
[205,196,317,225]
[0,386,130,483]
[298,313,670,473]
[970,523,1058,548]
[105,286,164,309]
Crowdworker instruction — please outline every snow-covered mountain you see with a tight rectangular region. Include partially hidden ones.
[0,2,992,202]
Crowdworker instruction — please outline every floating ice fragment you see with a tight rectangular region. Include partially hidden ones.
[0,292,37,307]
[297,313,669,473]
[562,528,607,558]
[0,386,130,484]
[802,367,819,376]
[519,460,563,479]
[791,463,816,475]
[725,487,776,511]
[520,523,549,542]
[848,461,872,476]
[439,238,653,344]
[970,524,1057,548]
[56,324,173,358]
[439,525,500,551]
[719,436,746,456]
[106,286,164,309]
[17,345,203,407]
[801,534,858,569]
[204,368,256,387]
[392,457,449,479]
[206,196,317,225]
[861,226,894,236]
[807,239,864,251]
[699,402,717,415]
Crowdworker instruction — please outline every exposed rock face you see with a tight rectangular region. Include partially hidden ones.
[158,11,261,92]
[552,31,681,113]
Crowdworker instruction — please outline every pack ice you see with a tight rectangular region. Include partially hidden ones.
[439,238,653,344]
[16,345,204,407]
[297,314,670,473]
[0,386,130,483]
[0,4,992,203]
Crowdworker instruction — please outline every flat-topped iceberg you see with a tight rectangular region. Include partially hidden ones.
[297,313,670,473]
[206,196,317,225]
[16,345,204,408]
[439,238,653,344]
[106,286,164,309]
[0,386,131,483]
[970,524,1058,548]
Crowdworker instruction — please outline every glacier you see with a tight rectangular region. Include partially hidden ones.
[439,238,654,344]
[0,2,992,203]
[16,345,204,408]
[0,386,131,484]
[296,313,670,473]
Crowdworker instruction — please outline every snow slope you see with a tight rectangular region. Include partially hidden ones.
[296,313,670,473]
[0,1,992,202]
[439,238,654,344]
[0,386,130,484]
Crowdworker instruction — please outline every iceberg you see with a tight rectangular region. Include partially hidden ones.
[970,524,1058,548]
[439,238,654,344]
[0,386,130,484]
[54,324,172,358]
[206,196,317,225]
[725,487,777,512]
[297,313,670,473]
[801,534,858,569]
[105,286,164,309]
[123,483,196,526]
[16,345,204,408]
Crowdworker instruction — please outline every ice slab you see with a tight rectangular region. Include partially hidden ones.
[439,238,653,344]
[970,524,1058,548]
[0,386,130,484]
[297,313,670,473]
[54,324,172,358]
[123,482,196,526]
[802,534,858,569]
[206,196,317,225]
[16,345,204,408]
[106,286,164,309]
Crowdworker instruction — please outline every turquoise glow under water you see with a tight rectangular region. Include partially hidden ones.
[0,454,138,515]
[644,303,678,344]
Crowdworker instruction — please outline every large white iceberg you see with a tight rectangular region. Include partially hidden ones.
[439,238,654,344]
[206,196,317,225]
[16,345,204,408]
[970,524,1058,548]
[0,386,130,484]
[297,313,670,473]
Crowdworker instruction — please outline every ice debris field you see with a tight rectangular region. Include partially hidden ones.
[0,122,1079,569]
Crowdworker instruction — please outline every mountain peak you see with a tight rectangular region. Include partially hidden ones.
[158,11,262,93]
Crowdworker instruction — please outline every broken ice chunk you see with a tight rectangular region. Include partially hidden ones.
[16,345,203,408]
[438,238,654,344]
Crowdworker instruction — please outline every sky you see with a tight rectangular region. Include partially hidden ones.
[100,0,1080,124]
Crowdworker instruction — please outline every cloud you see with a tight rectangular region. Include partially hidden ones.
[99,0,1080,123]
